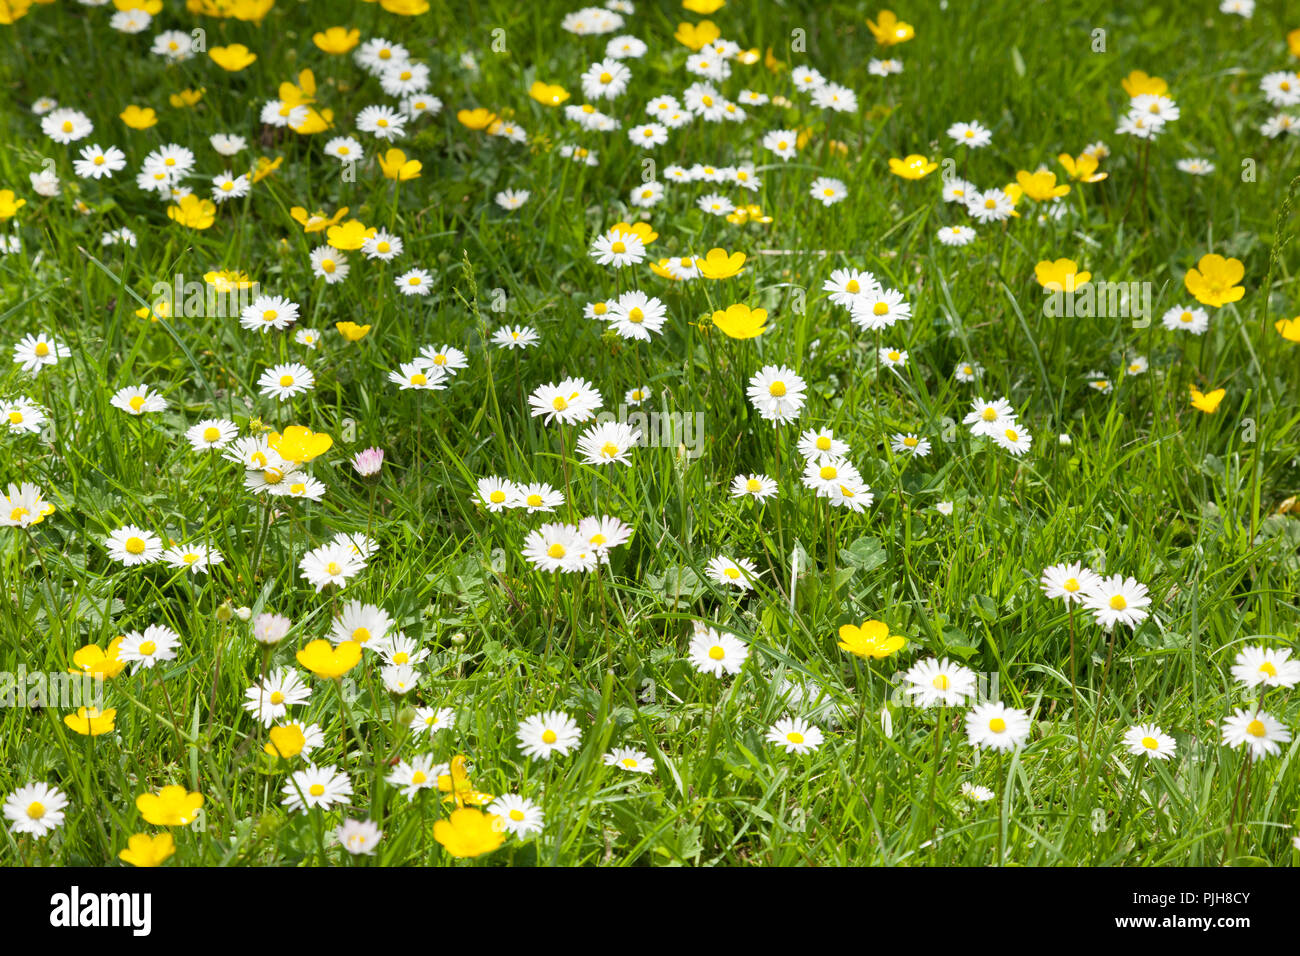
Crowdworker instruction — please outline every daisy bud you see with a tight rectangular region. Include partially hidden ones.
[352,446,385,477]
[235,606,252,621]
[215,601,234,623]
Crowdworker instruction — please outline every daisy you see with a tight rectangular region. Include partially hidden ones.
[1116,111,1165,140]
[1175,157,1215,176]
[868,58,904,76]
[0,482,54,528]
[403,94,442,118]
[966,188,1015,223]
[810,177,848,206]
[41,108,93,144]
[730,473,778,502]
[1130,93,1182,122]
[473,476,517,513]
[416,344,469,376]
[878,346,908,368]
[495,189,530,210]
[963,397,1017,437]
[310,247,350,284]
[802,456,863,497]
[698,193,735,217]
[517,711,582,760]
[1039,562,1102,605]
[812,83,858,113]
[1123,723,1177,760]
[4,783,68,838]
[73,144,127,180]
[581,58,631,100]
[993,423,1033,456]
[375,633,429,667]
[629,122,668,147]
[411,706,455,736]
[380,60,430,98]
[687,623,748,677]
[243,669,311,725]
[395,268,434,295]
[798,427,850,460]
[109,8,151,32]
[355,38,410,74]
[118,624,181,671]
[1079,574,1150,630]
[250,613,292,646]
[110,384,167,415]
[1220,708,1291,758]
[747,365,807,425]
[762,128,798,160]
[336,819,382,855]
[361,229,403,261]
[590,229,645,267]
[259,363,315,400]
[185,418,237,450]
[13,333,70,374]
[850,288,911,330]
[630,181,665,207]
[510,482,565,513]
[1261,70,1300,108]
[941,177,977,203]
[903,657,977,707]
[1161,305,1209,334]
[705,555,760,591]
[576,421,641,466]
[766,717,825,754]
[576,514,633,557]
[388,361,448,390]
[356,105,407,140]
[162,544,223,574]
[282,765,353,813]
[330,601,393,647]
[1230,646,1300,689]
[240,294,300,333]
[528,377,603,426]
[1260,114,1299,138]
[386,754,443,801]
[492,325,539,349]
[210,133,246,156]
[488,794,545,836]
[521,523,585,573]
[948,120,993,148]
[891,433,931,457]
[965,701,1032,751]
[938,225,976,246]
[606,290,667,340]
[323,136,364,163]
[961,782,994,802]
[299,541,364,591]
[105,525,163,565]
[790,66,826,92]
[604,747,653,773]
[826,476,875,512]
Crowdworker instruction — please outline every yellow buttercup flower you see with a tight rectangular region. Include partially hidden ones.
[438,756,494,807]
[204,269,256,292]
[313,26,360,54]
[711,304,768,339]
[888,154,938,180]
[336,321,371,342]
[166,195,216,230]
[610,220,657,245]
[837,620,907,659]
[1016,169,1071,200]
[69,637,127,680]
[136,786,204,826]
[0,189,26,219]
[529,81,570,106]
[1274,316,1300,342]
[265,724,306,759]
[674,20,720,51]
[119,105,158,130]
[695,247,746,279]
[1058,152,1107,183]
[1035,258,1091,292]
[379,148,422,180]
[64,706,117,736]
[291,107,334,136]
[682,0,725,13]
[209,43,257,71]
[250,156,284,183]
[456,108,498,130]
[434,807,506,858]
[296,639,362,679]
[1189,387,1225,414]
[291,206,348,233]
[867,9,914,46]
[379,0,428,13]
[1184,253,1245,308]
[0,0,35,26]
[119,832,176,867]
[1121,69,1167,97]
[1290,28,1300,58]
[269,425,332,463]
[115,0,162,13]
[326,219,377,251]
[169,88,205,109]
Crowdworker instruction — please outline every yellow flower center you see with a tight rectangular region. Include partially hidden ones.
[279,375,295,388]
[182,552,199,564]
[628,307,644,323]
[1259,661,1277,677]
[509,809,525,821]
[1141,736,1158,750]
[872,302,889,316]
[411,771,427,784]
[887,351,901,361]
[203,427,220,441]
[724,567,740,579]
[1246,719,1266,738]
[262,309,278,322]
[270,691,285,705]
[129,396,145,411]
[309,784,326,796]
[904,436,918,447]
[10,507,28,522]
[932,674,950,690]
[377,241,390,253]
[138,641,156,656]
[221,181,234,192]
[8,411,22,424]
[611,241,627,254]
[61,120,73,133]
[769,381,787,397]
[1109,595,1127,610]
[321,259,336,273]
[819,465,837,480]
[547,543,567,559]
[489,490,506,504]
[989,718,1006,733]
[601,441,620,458]
[411,373,427,385]
[709,645,725,660]
[541,729,558,744]
[35,342,49,357]
[599,71,612,83]
[125,536,146,554]
[746,478,761,492]
[526,493,543,507]
[1063,577,1079,592]
[26,801,45,819]
[786,732,804,744]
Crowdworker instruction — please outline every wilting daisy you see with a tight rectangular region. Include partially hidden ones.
[965,702,1032,751]
[1220,708,1291,758]
[1123,723,1177,760]
[517,711,582,760]
[766,717,825,754]
[903,658,977,707]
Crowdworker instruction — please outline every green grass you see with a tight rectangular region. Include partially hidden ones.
[0,0,1298,866]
